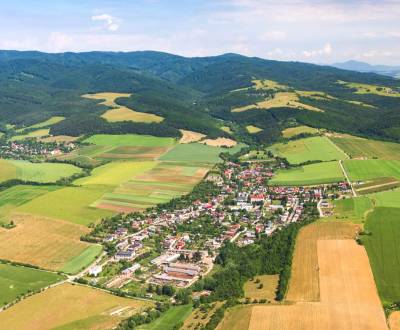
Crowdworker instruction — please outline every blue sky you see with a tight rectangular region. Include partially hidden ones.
[1,0,400,64]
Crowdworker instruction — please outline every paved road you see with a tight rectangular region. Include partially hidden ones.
[339,160,357,197]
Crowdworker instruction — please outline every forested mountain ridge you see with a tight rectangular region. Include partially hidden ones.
[0,50,399,144]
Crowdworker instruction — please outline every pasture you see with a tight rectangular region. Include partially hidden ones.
[338,80,400,97]
[0,159,82,184]
[160,143,243,164]
[269,161,344,186]
[0,263,65,307]
[61,244,103,274]
[27,116,65,129]
[0,214,95,271]
[362,207,400,304]
[269,136,348,164]
[324,196,373,223]
[354,177,400,195]
[83,92,164,123]
[0,283,153,330]
[282,125,319,138]
[218,305,253,330]
[138,304,192,330]
[246,125,263,134]
[247,240,386,330]
[330,136,400,160]
[343,159,400,182]
[11,128,50,141]
[231,91,323,113]
[243,274,279,301]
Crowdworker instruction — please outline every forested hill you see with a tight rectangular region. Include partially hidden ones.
[0,50,399,144]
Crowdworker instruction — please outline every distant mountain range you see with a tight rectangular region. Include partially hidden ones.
[332,60,400,78]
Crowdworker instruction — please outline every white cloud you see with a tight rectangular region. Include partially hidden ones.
[261,31,287,41]
[91,14,120,32]
[48,32,74,52]
[303,43,332,58]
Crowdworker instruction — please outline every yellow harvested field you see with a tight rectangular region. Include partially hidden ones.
[0,283,153,330]
[246,125,263,134]
[286,222,360,302]
[200,137,237,147]
[337,80,400,97]
[389,312,400,330]
[232,92,323,113]
[243,275,279,301]
[82,92,164,123]
[282,125,319,138]
[221,126,233,134]
[41,135,79,143]
[179,129,206,144]
[248,240,387,330]
[0,213,91,271]
[217,305,253,330]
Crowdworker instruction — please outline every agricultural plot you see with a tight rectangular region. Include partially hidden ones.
[0,214,96,271]
[325,196,373,223]
[269,161,344,186]
[0,263,65,307]
[282,125,319,138]
[84,134,175,148]
[343,159,400,182]
[217,305,253,330]
[330,136,400,160]
[200,137,237,147]
[269,136,348,164]
[354,177,400,195]
[26,116,65,129]
[95,162,209,213]
[83,92,164,123]
[248,240,387,330]
[0,185,60,221]
[40,135,78,143]
[160,143,243,164]
[362,207,400,304]
[0,283,153,330]
[0,159,82,184]
[138,304,192,330]
[179,130,206,143]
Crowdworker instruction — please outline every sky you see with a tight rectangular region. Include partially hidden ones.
[1,0,400,65]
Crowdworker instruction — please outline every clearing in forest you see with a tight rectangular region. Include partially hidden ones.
[269,136,348,164]
[243,275,279,301]
[179,130,206,143]
[269,161,345,186]
[248,240,387,330]
[282,125,318,138]
[200,137,237,147]
[337,80,400,97]
[10,128,50,141]
[246,125,263,134]
[329,135,400,160]
[0,283,153,330]
[83,92,164,123]
[0,263,65,307]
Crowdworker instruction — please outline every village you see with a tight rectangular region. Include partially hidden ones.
[82,157,352,298]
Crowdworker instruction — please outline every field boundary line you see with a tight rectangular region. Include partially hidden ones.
[339,160,357,197]
[326,136,350,159]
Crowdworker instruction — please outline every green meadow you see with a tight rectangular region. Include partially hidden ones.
[0,263,65,307]
[84,134,175,147]
[362,207,400,304]
[269,136,347,164]
[138,304,193,330]
[61,245,103,274]
[269,161,344,186]
[368,188,400,209]
[343,159,400,182]
[0,159,82,184]
[322,196,373,223]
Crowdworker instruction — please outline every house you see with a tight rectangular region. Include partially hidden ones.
[115,249,135,260]
[88,265,102,277]
[122,263,141,275]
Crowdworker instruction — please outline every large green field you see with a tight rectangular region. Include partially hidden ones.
[138,304,192,330]
[60,245,103,274]
[368,188,400,209]
[269,136,348,164]
[0,263,65,307]
[322,196,373,223]
[160,143,243,164]
[84,134,175,147]
[269,161,344,186]
[343,159,400,182]
[0,159,82,184]
[0,185,60,220]
[362,207,400,304]
[330,136,400,160]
